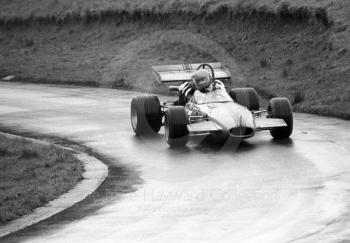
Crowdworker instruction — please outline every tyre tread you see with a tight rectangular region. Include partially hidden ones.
[268,97,293,139]
[229,88,259,110]
[131,96,162,135]
[166,106,189,147]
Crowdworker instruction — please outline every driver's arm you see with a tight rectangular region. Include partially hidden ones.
[179,81,195,98]
[215,80,225,90]
[177,81,195,106]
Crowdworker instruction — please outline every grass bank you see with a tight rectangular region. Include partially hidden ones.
[0,0,341,25]
[0,134,83,225]
[0,0,349,119]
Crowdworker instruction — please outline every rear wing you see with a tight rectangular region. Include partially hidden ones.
[152,63,231,84]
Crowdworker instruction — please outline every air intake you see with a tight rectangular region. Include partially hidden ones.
[229,127,255,138]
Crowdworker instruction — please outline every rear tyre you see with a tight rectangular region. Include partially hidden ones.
[131,96,162,136]
[229,88,259,111]
[268,97,293,139]
[165,107,189,147]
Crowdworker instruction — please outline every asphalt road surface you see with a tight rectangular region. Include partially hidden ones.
[0,82,350,243]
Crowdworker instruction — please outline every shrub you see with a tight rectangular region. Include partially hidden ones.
[0,147,9,156]
[315,7,330,26]
[19,149,39,159]
[285,59,293,65]
[253,86,276,100]
[282,67,288,77]
[293,90,305,104]
[24,38,34,47]
[260,58,269,68]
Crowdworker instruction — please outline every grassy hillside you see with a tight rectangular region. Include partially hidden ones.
[0,0,346,21]
[0,0,349,119]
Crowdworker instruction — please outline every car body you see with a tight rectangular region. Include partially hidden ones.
[184,89,258,138]
[131,63,293,146]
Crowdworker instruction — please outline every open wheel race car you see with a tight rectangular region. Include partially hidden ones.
[131,63,293,147]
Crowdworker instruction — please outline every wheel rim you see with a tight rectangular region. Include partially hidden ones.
[131,105,138,131]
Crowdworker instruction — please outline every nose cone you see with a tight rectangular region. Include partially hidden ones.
[229,126,255,138]
[207,102,255,138]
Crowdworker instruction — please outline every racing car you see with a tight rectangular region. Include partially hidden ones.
[130,63,293,147]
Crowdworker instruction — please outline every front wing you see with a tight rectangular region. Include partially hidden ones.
[255,118,287,130]
[187,118,287,135]
[187,121,222,135]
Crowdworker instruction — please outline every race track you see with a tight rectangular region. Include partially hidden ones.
[0,82,350,243]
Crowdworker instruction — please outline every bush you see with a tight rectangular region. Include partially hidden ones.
[260,58,269,68]
[253,86,276,100]
[285,59,293,65]
[315,7,330,26]
[282,67,288,77]
[19,149,39,159]
[24,38,34,47]
[0,147,9,156]
[293,90,305,104]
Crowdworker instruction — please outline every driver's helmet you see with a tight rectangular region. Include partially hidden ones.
[191,69,213,91]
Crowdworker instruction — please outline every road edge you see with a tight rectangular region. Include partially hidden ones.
[0,132,108,239]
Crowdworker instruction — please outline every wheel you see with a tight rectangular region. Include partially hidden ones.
[165,107,189,147]
[130,96,162,135]
[229,88,259,111]
[268,97,293,139]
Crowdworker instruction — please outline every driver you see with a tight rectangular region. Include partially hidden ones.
[176,69,225,106]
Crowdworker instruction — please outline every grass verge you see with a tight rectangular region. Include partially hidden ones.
[0,0,337,26]
[0,134,83,225]
[0,0,349,119]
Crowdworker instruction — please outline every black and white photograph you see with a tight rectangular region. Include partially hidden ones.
[0,0,349,242]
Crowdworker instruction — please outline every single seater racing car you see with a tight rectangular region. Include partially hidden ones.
[130,63,293,147]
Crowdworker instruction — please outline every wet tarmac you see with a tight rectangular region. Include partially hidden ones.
[0,82,349,243]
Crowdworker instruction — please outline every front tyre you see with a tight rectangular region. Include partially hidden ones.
[165,107,189,147]
[131,96,162,136]
[268,97,293,139]
[229,88,259,111]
